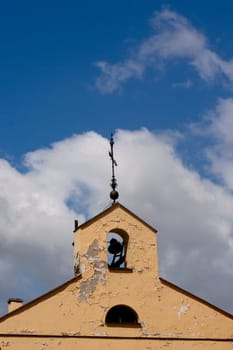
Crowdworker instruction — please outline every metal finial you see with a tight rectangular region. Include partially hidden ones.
[109,133,119,203]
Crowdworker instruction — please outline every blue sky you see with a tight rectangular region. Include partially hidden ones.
[0,0,232,158]
[1,1,233,316]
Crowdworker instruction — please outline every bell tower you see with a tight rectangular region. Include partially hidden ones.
[73,203,159,303]
[72,134,159,314]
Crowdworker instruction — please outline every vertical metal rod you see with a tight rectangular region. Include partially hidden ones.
[109,133,119,203]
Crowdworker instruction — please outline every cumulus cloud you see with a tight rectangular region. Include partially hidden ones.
[116,129,233,313]
[0,132,110,314]
[198,98,233,191]
[0,129,233,315]
[95,8,233,93]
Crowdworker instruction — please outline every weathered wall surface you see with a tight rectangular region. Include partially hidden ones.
[1,273,232,338]
[0,336,233,350]
[0,204,232,349]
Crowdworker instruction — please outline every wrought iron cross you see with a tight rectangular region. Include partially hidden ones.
[109,133,119,203]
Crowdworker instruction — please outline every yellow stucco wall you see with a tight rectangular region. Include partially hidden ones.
[0,336,233,350]
[0,203,232,349]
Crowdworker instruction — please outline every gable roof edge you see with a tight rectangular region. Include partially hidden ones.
[160,277,233,319]
[77,202,157,233]
[0,274,81,323]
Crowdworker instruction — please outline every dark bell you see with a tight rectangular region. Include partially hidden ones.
[108,238,123,254]
[110,190,119,201]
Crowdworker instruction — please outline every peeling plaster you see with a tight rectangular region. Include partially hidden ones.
[78,240,107,302]
[74,252,80,276]
[178,304,190,319]
[80,263,86,274]
[0,341,11,349]
[141,322,153,337]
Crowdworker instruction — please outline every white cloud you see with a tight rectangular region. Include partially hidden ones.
[0,132,110,314]
[172,80,193,88]
[199,98,233,191]
[95,8,233,93]
[0,129,233,315]
[207,98,233,145]
[96,60,144,94]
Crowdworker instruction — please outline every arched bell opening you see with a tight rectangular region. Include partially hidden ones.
[107,230,129,269]
[105,305,139,326]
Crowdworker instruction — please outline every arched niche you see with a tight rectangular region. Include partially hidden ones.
[105,305,139,326]
[107,229,129,269]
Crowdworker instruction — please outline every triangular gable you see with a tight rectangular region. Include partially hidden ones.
[0,202,232,341]
[76,202,157,233]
